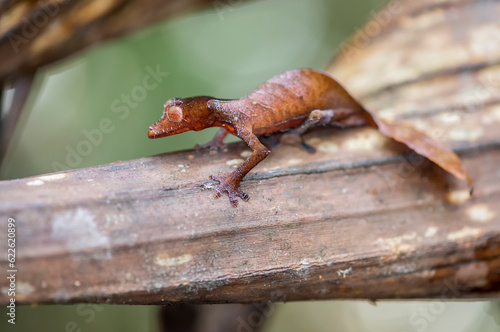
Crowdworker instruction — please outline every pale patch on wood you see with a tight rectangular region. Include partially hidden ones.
[447,227,481,241]
[51,208,111,260]
[17,282,35,295]
[437,113,461,125]
[424,226,438,238]
[447,127,483,141]
[27,174,67,186]
[481,105,500,124]
[39,174,67,181]
[226,158,244,167]
[342,131,386,151]
[446,189,471,205]
[26,179,44,186]
[240,150,252,158]
[469,24,500,57]
[317,141,339,153]
[337,267,352,278]
[286,158,303,165]
[155,253,193,267]
[376,232,418,252]
[466,204,495,223]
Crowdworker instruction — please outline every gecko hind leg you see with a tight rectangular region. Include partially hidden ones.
[279,133,316,153]
[280,109,336,153]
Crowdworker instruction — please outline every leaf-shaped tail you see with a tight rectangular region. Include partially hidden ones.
[359,109,472,190]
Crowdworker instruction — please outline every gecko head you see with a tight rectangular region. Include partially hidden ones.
[148,97,214,139]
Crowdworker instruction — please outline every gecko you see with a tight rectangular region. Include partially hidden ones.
[148,69,470,206]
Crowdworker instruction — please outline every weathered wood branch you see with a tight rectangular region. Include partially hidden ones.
[0,119,499,304]
[0,0,251,82]
[1,0,500,305]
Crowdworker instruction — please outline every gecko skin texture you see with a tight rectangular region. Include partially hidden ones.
[148,69,470,206]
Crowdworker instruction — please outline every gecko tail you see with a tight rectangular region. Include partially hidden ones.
[360,108,472,187]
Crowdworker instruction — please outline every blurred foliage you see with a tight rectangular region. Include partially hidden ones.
[0,304,158,332]
[264,300,500,332]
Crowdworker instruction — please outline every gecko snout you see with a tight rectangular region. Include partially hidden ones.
[148,121,173,139]
[148,125,159,139]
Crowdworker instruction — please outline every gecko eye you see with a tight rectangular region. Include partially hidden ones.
[166,106,183,123]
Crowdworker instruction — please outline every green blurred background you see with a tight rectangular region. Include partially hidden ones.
[1,0,499,331]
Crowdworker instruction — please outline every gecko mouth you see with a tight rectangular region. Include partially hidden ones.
[147,126,171,139]
[148,125,190,138]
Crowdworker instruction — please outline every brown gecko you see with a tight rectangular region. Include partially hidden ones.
[148,69,470,206]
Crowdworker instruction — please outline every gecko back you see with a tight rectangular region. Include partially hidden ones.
[226,69,368,135]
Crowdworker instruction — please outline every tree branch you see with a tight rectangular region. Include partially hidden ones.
[0,121,499,304]
[0,0,251,82]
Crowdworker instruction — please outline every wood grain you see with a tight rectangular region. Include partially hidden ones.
[0,120,499,304]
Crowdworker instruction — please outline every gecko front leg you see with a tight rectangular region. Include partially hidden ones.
[210,129,270,206]
[195,128,229,150]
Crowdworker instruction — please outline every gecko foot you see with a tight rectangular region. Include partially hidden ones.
[195,141,226,151]
[280,132,316,153]
[210,172,249,207]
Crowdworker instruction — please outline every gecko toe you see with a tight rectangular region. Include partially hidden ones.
[302,142,316,153]
[240,191,250,201]
[229,197,239,207]
[196,142,225,151]
[209,173,223,182]
[209,172,248,206]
